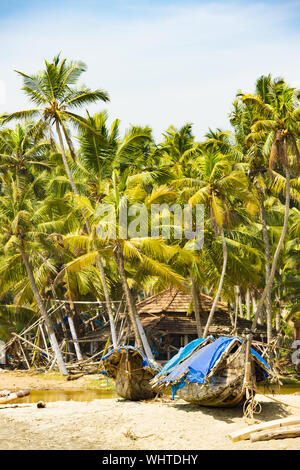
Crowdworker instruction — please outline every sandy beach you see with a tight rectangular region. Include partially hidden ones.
[0,371,300,450]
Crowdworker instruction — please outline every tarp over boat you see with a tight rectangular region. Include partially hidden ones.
[153,336,271,398]
[101,345,162,374]
[155,337,207,378]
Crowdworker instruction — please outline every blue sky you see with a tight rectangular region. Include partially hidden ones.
[0,0,300,140]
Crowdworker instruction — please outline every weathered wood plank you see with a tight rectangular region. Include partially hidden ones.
[250,424,300,442]
[228,416,300,442]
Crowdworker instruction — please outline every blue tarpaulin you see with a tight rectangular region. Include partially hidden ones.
[155,336,271,398]
[155,337,206,379]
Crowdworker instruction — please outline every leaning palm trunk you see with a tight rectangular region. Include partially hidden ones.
[245,289,251,321]
[203,227,228,338]
[96,257,117,348]
[251,166,290,332]
[18,243,68,376]
[56,121,79,196]
[50,284,70,344]
[191,277,203,337]
[113,246,146,353]
[258,185,272,343]
[56,121,117,347]
[67,300,83,361]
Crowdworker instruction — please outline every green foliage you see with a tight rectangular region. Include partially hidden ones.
[0,59,300,342]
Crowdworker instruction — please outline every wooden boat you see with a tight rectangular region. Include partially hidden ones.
[151,336,277,407]
[101,346,162,401]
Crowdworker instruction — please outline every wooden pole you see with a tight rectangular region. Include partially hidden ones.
[17,340,30,370]
[12,333,51,359]
[31,327,40,365]
[39,323,49,359]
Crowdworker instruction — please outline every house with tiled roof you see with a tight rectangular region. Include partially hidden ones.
[136,288,268,360]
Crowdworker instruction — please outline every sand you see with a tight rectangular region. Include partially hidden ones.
[0,369,94,391]
[0,370,300,450]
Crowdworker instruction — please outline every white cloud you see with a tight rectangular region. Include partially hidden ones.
[1,1,300,140]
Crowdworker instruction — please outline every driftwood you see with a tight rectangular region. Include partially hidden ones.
[4,299,124,372]
[12,333,51,358]
[250,425,300,442]
[66,373,84,381]
[0,390,11,397]
[228,416,300,441]
[0,390,30,404]
[0,404,33,409]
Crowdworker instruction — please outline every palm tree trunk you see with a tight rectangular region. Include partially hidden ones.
[245,288,251,320]
[258,185,273,343]
[50,284,71,359]
[68,301,83,361]
[203,227,228,338]
[252,166,290,332]
[55,121,79,196]
[50,285,67,335]
[56,121,117,348]
[96,257,117,348]
[113,245,145,353]
[237,287,243,318]
[191,277,203,337]
[18,243,68,376]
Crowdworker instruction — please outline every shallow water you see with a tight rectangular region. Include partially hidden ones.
[9,384,300,404]
[12,389,118,404]
[257,384,300,395]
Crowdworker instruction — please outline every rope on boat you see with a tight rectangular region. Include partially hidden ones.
[243,387,262,422]
[243,333,263,422]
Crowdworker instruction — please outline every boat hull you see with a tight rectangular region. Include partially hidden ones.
[102,347,160,401]
[177,342,256,407]
[178,377,246,407]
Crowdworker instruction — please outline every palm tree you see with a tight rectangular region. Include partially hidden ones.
[177,147,252,337]
[0,177,68,374]
[62,169,187,355]
[158,123,197,178]
[1,56,118,348]
[230,90,274,341]
[242,76,300,332]
[1,53,109,196]
[0,122,51,183]
[75,113,154,350]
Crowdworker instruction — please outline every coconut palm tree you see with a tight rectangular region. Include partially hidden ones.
[0,56,118,348]
[61,168,187,355]
[175,146,252,337]
[0,122,51,183]
[1,53,109,196]
[75,114,154,350]
[0,176,68,374]
[241,76,300,332]
[230,91,274,341]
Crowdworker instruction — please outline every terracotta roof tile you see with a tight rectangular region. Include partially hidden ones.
[137,288,228,315]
